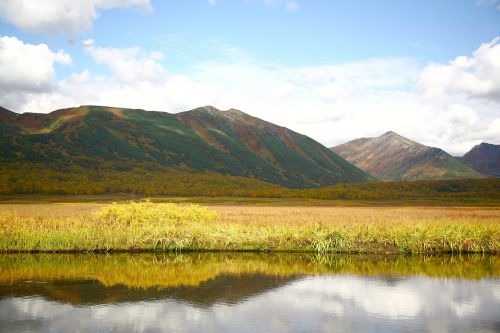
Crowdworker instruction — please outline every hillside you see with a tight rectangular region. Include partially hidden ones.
[0,105,372,188]
[331,131,482,181]
[460,143,500,177]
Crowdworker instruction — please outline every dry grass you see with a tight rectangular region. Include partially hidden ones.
[214,205,500,226]
[0,203,103,217]
[0,202,499,253]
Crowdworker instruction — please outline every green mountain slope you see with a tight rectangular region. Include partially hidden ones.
[0,105,372,188]
[331,131,483,181]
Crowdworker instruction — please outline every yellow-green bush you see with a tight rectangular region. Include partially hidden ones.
[94,200,218,226]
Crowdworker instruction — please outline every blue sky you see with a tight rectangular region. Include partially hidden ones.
[2,0,499,76]
[0,0,499,154]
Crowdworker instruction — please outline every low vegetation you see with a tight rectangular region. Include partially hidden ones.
[0,201,498,253]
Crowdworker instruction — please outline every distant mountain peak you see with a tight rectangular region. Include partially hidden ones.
[183,106,264,128]
[188,106,250,116]
[378,131,421,146]
[194,105,221,112]
[460,142,500,177]
[331,132,482,181]
[381,130,398,137]
[186,106,240,118]
[478,142,495,148]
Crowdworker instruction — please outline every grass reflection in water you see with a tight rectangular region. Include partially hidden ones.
[0,253,498,291]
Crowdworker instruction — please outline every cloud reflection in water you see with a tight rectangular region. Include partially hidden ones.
[1,275,499,333]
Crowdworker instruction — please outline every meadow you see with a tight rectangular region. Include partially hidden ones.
[0,201,498,254]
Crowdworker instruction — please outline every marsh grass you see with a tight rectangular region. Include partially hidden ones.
[0,201,498,253]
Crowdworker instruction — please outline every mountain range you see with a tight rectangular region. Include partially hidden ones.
[0,105,372,188]
[331,131,483,181]
[2,105,497,193]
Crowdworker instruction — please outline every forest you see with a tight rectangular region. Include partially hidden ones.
[1,162,499,201]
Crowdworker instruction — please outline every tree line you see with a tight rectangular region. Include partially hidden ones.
[1,162,499,201]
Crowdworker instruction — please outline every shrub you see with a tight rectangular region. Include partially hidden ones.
[94,200,218,227]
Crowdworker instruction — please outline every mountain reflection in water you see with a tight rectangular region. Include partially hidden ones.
[0,253,498,333]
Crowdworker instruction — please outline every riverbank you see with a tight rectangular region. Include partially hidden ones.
[1,201,499,253]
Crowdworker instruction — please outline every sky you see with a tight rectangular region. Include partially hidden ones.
[0,0,499,155]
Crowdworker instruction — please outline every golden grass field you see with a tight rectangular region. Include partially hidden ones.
[0,201,499,253]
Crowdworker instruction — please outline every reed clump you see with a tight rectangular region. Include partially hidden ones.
[0,202,498,253]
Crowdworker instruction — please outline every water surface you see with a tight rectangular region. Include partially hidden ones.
[0,253,498,333]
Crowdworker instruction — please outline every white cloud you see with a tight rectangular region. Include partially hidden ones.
[0,0,152,35]
[418,37,500,102]
[82,39,95,47]
[245,0,299,11]
[85,45,167,85]
[0,36,71,92]
[1,37,499,156]
[0,36,71,110]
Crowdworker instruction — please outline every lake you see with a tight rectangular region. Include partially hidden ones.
[0,253,498,333]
